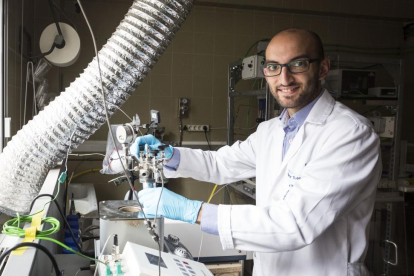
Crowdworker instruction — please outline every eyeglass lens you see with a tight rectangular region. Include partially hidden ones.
[263,60,311,76]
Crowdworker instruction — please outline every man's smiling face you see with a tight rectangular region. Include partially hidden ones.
[265,30,330,116]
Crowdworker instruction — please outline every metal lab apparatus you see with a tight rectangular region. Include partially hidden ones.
[99,200,164,254]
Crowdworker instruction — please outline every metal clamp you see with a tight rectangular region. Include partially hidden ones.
[383,239,398,266]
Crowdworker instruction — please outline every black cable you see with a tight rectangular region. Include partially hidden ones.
[80,236,99,242]
[48,0,63,36]
[204,128,212,150]
[52,1,77,31]
[0,242,61,276]
[29,194,93,257]
[29,44,56,59]
[18,26,33,61]
[63,182,69,217]
[65,160,84,215]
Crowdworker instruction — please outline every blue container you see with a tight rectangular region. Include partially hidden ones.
[63,215,80,254]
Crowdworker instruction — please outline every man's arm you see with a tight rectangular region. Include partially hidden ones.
[164,133,258,184]
[216,123,381,252]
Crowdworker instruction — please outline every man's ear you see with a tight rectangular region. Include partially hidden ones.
[318,58,330,80]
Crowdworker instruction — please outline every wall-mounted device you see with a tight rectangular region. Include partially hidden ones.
[178,98,189,118]
[368,87,397,98]
[324,69,375,97]
[242,55,265,80]
[368,116,395,138]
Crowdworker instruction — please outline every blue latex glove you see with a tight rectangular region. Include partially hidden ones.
[130,134,174,159]
[138,188,203,224]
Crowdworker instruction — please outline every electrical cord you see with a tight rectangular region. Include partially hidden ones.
[48,0,63,37]
[29,44,56,59]
[94,234,115,276]
[0,242,62,276]
[38,236,107,267]
[76,4,161,276]
[28,193,93,257]
[51,0,77,31]
[69,153,106,157]
[63,171,75,216]
[21,0,66,61]
[82,225,99,233]
[115,106,133,121]
[2,215,60,237]
[76,0,148,220]
[197,183,230,261]
[204,129,212,150]
[242,38,270,59]
[152,168,165,276]
[64,129,77,172]
[23,62,37,125]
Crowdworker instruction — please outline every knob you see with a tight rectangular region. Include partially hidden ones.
[174,247,188,258]
[167,234,179,245]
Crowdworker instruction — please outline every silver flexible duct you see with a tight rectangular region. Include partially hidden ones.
[0,0,194,216]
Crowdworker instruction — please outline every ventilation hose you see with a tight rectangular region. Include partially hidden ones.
[0,0,195,216]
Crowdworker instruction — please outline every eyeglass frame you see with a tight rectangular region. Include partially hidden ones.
[261,58,322,77]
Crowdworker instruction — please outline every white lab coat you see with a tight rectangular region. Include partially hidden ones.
[164,90,381,276]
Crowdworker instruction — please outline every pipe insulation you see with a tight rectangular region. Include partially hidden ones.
[0,0,195,216]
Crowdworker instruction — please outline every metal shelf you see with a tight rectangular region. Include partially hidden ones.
[329,54,406,276]
[227,61,274,146]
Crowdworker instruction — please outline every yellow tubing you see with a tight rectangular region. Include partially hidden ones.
[207,184,218,203]
[72,168,101,180]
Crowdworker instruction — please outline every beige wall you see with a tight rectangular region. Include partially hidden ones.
[10,0,411,203]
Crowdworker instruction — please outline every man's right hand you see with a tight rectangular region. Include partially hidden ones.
[130,134,174,159]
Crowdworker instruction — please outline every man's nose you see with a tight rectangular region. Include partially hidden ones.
[279,66,294,86]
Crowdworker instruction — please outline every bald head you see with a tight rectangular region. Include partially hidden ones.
[267,28,324,60]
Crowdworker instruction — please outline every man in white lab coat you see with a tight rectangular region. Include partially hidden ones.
[134,28,381,276]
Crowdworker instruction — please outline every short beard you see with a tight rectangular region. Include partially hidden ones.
[273,74,320,110]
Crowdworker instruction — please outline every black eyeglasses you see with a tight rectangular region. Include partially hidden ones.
[262,59,321,77]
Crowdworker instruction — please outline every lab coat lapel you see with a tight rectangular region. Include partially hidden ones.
[277,90,333,171]
[280,126,305,170]
[272,124,285,170]
[268,119,287,180]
